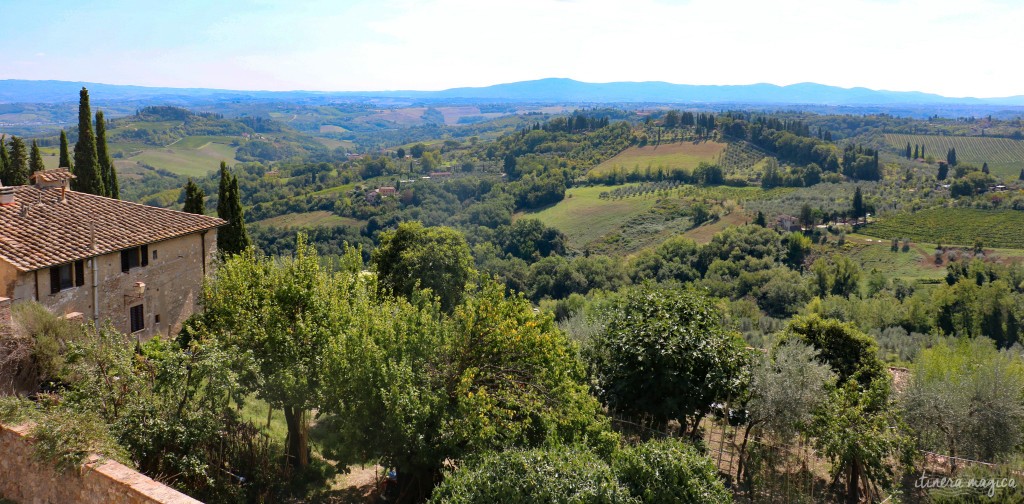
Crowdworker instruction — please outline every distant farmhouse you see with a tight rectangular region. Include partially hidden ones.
[0,169,224,339]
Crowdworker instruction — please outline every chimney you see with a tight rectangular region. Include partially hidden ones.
[0,186,14,206]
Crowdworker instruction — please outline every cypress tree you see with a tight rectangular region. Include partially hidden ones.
[7,137,28,186]
[852,186,865,223]
[913,145,918,159]
[1019,168,1024,181]
[29,140,45,176]
[58,130,73,170]
[72,87,104,195]
[182,178,205,214]
[95,110,118,199]
[0,136,8,178]
[216,162,250,254]
[905,142,912,159]
[982,162,989,174]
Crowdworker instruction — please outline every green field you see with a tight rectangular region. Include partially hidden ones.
[884,134,1024,180]
[123,140,237,177]
[524,184,659,248]
[589,141,726,176]
[254,211,363,229]
[861,207,1024,249]
[845,235,947,281]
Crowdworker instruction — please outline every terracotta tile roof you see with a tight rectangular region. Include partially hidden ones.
[0,186,225,272]
[30,168,75,184]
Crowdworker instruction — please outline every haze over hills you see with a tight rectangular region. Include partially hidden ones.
[2,78,1024,106]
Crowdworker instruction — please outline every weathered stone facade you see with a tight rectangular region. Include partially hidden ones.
[0,230,217,340]
[0,422,201,504]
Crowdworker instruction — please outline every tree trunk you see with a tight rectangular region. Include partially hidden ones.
[396,466,438,504]
[846,458,861,504]
[738,422,758,483]
[283,406,309,467]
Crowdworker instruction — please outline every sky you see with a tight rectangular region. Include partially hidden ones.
[3,0,1023,98]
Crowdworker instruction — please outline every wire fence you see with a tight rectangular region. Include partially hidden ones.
[609,412,1016,503]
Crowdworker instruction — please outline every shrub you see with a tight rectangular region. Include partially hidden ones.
[613,438,733,504]
[430,446,635,504]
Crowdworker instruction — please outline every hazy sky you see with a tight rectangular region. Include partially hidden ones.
[4,0,1022,97]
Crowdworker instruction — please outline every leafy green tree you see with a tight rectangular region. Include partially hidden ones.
[809,255,861,298]
[811,378,913,504]
[324,279,613,502]
[216,162,250,255]
[937,161,949,180]
[72,87,104,195]
[29,140,45,177]
[182,178,205,214]
[782,314,885,388]
[591,284,749,436]
[5,136,28,185]
[95,110,118,199]
[754,210,767,227]
[396,147,405,158]
[201,235,357,467]
[372,221,475,312]
[58,130,73,169]
[902,339,1024,465]
[410,143,426,158]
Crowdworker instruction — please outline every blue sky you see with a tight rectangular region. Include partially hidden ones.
[3,0,1022,97]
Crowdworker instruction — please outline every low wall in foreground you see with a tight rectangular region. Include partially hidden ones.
[0,422,201,504]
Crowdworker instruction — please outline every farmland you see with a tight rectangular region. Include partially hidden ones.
[523,184,659,250]
[588,140,726,177]
[860,207,1024,249]
[115,137,238,177]
[884,134,1024,180]
[253,211,363,229]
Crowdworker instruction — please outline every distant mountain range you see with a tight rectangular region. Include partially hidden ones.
[2,77,1023,107]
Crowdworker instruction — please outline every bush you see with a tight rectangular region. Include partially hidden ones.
[613,439,732,504]
[430,446,635,504]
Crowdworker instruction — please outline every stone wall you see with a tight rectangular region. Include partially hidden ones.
[5,229,217,341]
[0,422,201,504]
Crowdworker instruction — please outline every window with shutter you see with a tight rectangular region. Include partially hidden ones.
[50,267,60,294]
[50,263,75,294]
[129,304,144,333]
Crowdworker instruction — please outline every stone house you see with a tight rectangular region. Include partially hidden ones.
[0,169,225,340]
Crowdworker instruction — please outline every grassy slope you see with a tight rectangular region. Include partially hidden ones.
[254,211,363,229]
[588,141,726,176]
[123,141,237,177]
[523,184,657,249]
[884,133,1024,180]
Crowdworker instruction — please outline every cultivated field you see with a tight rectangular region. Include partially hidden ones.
[254,211,363,229]
[524,184,658,249]
[884,134,1024,180]
[589,141,727,177]
[861,207,1024,249]
[118,137,238,177]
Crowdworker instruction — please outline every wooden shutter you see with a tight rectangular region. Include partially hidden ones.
[121,250,131,272]
[141,245,149,267]
[50,267,60,294]
[74,260,85,287]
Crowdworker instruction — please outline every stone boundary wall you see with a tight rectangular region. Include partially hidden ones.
[0,422,202,504]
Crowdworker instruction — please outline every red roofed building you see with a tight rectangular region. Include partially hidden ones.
[0,169,225,339]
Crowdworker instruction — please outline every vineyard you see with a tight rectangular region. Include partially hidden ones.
[588,141,726,177]
[884,134,1024,180]
[861,207,1024,249]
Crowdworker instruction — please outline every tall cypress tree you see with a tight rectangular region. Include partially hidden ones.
[905,142,912,159]
[0,136,8,178]
[852,186,865,223]
[95,110,118,199]
[182,178,205,214]
[216,162,250,254]
[29,140,45,176]
[7,137,29,186]
[72,87,104,195]
[58,130,73,170]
